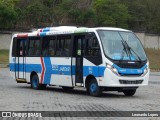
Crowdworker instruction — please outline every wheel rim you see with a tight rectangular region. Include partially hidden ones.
[90,83,97,93]
[32,78,38,88]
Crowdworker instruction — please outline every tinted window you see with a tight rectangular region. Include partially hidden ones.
[85,33,101,57]
[12,38,27,57]
[55,35,71,57]
[12,38,17,57]
[28,37,41,56]
[19,39,27,57]
[42,36,56,57]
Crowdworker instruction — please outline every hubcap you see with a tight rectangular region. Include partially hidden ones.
[32,78,38,88]
[90,83,97,93]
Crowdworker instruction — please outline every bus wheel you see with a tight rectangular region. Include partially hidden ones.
[123,89,136,96]
[31,75,46,90]
[88,79,102,97]
[62,86,74,90]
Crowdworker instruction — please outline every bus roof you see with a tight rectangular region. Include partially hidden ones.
[37,26,77,32]
[94,27,130,32]
[13,26,130,38]
[36,26,130,32]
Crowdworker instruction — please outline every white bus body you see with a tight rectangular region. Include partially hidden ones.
[9,26,149,96]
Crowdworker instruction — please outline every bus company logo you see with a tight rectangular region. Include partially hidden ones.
[52,65,58,71]
[2,112,11,117]
[59,67,70,72]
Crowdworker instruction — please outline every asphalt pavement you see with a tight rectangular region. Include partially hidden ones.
[0,68,159,120]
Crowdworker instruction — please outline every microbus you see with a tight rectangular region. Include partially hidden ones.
[9,26,149,97]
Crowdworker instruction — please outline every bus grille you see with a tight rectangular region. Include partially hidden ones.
[117,64,144,68]
[119,80,143,84]
[119,74,143,77]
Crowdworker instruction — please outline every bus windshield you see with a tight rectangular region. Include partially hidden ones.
[98,30,147,61]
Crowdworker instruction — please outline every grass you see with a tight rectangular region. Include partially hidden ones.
[145,48,160,70]
[0,49,160,70]
[0,49,9,64]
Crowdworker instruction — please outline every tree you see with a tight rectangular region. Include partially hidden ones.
[121,0,160,33]
[0,0,19,8]
[120,0,146,31]
[144,0,160,33]
[22,1,51,28]
[92,0,129,28]
[0,0,160,33]
[49,0,94,26]
[0,1,18,29]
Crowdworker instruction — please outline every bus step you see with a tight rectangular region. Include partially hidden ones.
[75,83,83,87]
[16,78,27,83]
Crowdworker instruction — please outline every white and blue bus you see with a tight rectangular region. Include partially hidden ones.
[9,26,149,97]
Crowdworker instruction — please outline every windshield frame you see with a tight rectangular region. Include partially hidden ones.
[97,29,147,62]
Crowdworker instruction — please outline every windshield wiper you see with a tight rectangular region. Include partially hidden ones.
[120,40,130,61]
[118,32,142,62]
[123,40,142,62]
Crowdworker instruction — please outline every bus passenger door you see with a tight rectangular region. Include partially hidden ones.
[74,35,85,85]
[15,39,27,82]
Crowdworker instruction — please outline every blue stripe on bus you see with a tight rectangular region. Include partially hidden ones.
[10,63,42,73]
[42,28,50,32]
[10,62,147,79]
[9,63,106,77]
[40,32,47,37]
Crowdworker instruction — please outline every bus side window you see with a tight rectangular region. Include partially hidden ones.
[28,37,40,56]
[35,40,41,56]
[42,39,49,56]
[42,36,56,57]
[49,39,56,57]
[16,39,27,57]
[84,33,102,65]
[55,39,62,56]
[28,40,34,56]
[19,41,23,56]
[12,38,17,57]
[55,35,71,57]
[63,39,71,57]
[85,33,101,57]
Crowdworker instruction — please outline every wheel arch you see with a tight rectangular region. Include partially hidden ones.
[85,74,96,88]
[30,71,38,82]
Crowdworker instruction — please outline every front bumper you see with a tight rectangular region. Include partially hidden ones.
[98,68,149,87]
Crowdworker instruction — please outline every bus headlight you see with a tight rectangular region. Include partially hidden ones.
[141,67,148,76]
[106,63,119,76]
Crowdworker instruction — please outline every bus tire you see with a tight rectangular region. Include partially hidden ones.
[62,86,74,90]
[88,79,102,97]
[31,74,46,90]
[123,89,136,96]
